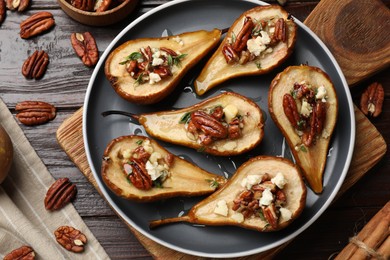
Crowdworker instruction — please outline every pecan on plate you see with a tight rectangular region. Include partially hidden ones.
[262,204,279,229]
[44,178,77,211]
[360,82,384,117]
[4,245,35,260]
[70,32,99,67]
[127,159,153,190]
[15,101,56,126]
[283,93,300,128]
[95,0,112,12]
[22,50,49,79]
[20,11,55,39]
[6,0,29,12]
[271,18,287,44]
[0,0,5,25]
[190,111,228,139]
[54,226,87,253]
[222,44,239,64]
[232,16,254,52]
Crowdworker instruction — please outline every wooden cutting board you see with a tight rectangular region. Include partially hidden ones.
[56,0,389,258]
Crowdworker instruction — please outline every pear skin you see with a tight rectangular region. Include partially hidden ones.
[194,5,297,96]
[138,92,264,156]
[150,156,307,232]
[105,29,221,104]
[102,135,226,202]
[268,65,338,193]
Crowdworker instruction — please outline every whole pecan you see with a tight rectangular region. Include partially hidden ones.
[190,111,228,139]
[360,82,384,117]
[95,0,112,12]
[262,205,279,229]
[44,178,77,211]
[71,0,94,11]
[232,16,254,52]
[283,93,300,128]
[4,246,35,260]
[20,11,55,39]
[54,226,87,253]
[22,50,49,79]
[6,0,29,12]
[0,0,5,25]
[271,18,287,44]
[70,32,99,67]
[127,159,153,190]
[15,101,56,126]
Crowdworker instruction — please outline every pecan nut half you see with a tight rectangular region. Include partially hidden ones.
[95,0,111,12]
[0,0,5,25]
[283,93,300,128]
[127,159,153,190]
[70,32,99,67]
[71,0,94,11]
[20,11,55,39]
[6,0,29,12]
[44,178,77,211]
[271,18,287,44]
[55,226,87,253]
[4,246,35,260]
[191,111,228,139]
[15,101,56,126]
[22,50,49,79]
[360,82,384,117]
[232,16,254,52]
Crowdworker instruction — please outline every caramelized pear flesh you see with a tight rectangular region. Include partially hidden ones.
[194,5,297,96]
[102,135,226,202]
[150,156,307,232]
[268,65,338,193]
[138,92,264,156]
[105,29,221,104]
[0,125,13,184]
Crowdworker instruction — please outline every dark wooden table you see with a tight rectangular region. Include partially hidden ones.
[1,0,389,259]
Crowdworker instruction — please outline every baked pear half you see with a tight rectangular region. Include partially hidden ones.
[194,5,297,96]
[150,156,307,232]
[102,135,226,202]
[268,65,338,193]
[105,29,221,104]
[137,92,264,156]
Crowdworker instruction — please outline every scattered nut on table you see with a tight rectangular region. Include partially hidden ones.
[360,82,384,117]
[22,50,49,80]
[54,225,87,253]
[3,245,35,260]
[15,101,56,126]
[19,11,55,39]
[70,32,99,67]
[45,177,77,211]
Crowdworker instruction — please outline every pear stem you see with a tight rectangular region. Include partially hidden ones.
[101,110,140,121]
[149,215,191,229]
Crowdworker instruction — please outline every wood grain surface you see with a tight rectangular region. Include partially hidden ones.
[1,0,390,259]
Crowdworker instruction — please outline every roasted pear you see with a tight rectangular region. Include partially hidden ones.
[105,29,222,104]
[194,5,297,96]
[268,65,338,193]
[135,92,264,156]
[102,135,226,202]
[150,156,307,232]
[0,125,13,184]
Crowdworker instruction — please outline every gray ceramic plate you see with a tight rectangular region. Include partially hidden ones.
[83,0,355,257]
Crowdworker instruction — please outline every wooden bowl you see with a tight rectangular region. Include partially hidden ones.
[57,0,138,26]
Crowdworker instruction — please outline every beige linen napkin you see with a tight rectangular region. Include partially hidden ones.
[0,98,109,259]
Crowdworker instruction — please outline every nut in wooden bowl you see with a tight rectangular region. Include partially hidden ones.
[57,0,138,26]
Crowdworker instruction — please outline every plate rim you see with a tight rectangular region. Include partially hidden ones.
[82,0,356,257]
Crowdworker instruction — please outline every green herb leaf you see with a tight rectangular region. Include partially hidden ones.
[197,146,206,153]
[206,178,219,189]
[119,52,143,65]
[179,112,191,124]
[255,61,262,69]
[231,31,237,43]
[167,54,173,67]
[134,73,145,86]
[136,140,143,145]
[300,145,307,152]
